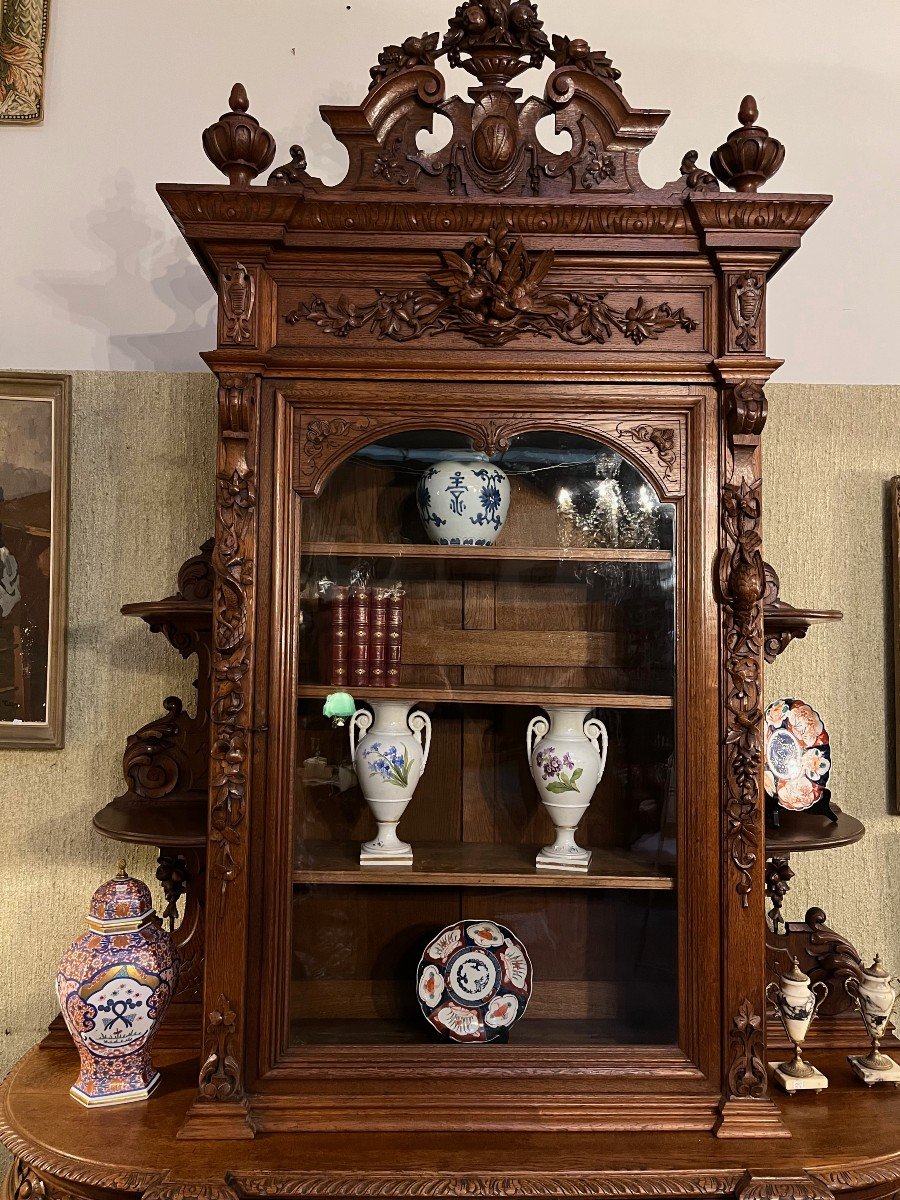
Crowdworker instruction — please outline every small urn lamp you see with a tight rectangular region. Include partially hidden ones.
[766,957,828,1093]
[847,955,900,1086]
[55,861,179,1106]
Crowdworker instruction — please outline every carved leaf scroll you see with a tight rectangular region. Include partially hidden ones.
[287,223,697,349]
[727,999,768,1100]
[198,993,242,1102]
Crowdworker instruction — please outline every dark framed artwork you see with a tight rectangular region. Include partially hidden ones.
[893,476,900,812]
[0,0,51,124]
[0,373,69,747]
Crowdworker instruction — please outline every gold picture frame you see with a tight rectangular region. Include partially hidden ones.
[0,373,70,747]
[0,0,51,124]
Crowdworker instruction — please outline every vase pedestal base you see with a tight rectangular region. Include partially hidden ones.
[848,1053,900,1086]
[70,1070,161,1108]
[536,847,591,873]
[769,1061,828,1094]
[360,842,413,867]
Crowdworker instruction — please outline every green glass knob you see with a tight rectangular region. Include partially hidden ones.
[323,691,356,726]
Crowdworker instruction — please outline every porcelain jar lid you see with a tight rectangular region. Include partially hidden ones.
[87,861,156,933]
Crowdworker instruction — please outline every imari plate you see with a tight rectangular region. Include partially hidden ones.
[764,698,833,816]
[416,919,532,1043]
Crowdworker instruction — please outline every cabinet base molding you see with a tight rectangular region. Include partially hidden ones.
[249,1089,718,1134]
[714,1097,790,1139]
[176,1098,256,1141]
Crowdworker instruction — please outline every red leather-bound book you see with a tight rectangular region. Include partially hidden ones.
[385,587,405,688]
[369,588,388,687]
[329,585,350,686]
[349,585,371,687]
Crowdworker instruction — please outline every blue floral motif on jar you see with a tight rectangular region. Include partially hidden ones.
[416,459,510,547]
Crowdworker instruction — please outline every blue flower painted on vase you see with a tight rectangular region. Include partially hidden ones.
[416,471,447,528]
[468,469,506,531]
[362,743,411,788]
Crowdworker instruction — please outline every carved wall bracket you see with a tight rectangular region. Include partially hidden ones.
[762,562,842,663]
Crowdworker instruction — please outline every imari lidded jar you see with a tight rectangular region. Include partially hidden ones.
[55,861,179,1107]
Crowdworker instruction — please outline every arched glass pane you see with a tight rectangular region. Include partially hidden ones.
[290,429,678,1048]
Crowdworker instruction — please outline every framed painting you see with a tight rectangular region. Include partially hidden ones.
[893,476,900,812]
[0,0,51,124]
[0,373,69,747]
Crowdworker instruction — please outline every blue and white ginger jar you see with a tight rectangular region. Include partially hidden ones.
[416,457,510,546]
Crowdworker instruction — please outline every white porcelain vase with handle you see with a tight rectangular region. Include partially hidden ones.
[350,700,431,866]
[527,706,608,872]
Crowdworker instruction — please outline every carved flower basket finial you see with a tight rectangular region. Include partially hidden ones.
[202,83,276,187]
[443,0,551,86]
[710,95,785,192]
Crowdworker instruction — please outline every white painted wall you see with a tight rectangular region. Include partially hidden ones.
[2,0,898,380]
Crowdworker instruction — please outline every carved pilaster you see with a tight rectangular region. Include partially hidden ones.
[715,379,784,1138]
[180,372,260,1139]
[719,381,767,911]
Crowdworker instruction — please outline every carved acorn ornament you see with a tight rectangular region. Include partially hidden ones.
[711,96,785,193]
[203,83,276,187]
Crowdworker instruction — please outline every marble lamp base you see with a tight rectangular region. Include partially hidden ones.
[848,1053,900,1086]
[769,1060,828,1094]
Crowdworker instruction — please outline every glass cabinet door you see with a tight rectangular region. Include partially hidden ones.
[289,429,677,1049]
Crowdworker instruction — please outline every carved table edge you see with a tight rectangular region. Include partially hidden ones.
[226,1172,745,1198]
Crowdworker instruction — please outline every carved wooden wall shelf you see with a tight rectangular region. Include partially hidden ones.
[762,563,842,662]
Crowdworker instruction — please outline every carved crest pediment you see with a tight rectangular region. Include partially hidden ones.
[261,0,673,201]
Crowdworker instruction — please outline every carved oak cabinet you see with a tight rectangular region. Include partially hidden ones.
[4,5,899,1200]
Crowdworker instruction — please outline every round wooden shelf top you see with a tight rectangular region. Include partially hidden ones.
[4,1048,900,1200]
[92,795,207,849]
[766,807,865,855]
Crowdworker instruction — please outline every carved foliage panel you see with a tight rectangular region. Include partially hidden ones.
[209,373,258,898]
[292,404,688,501]
[279,223,704,354]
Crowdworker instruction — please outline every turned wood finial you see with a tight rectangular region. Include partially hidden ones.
[202,82,276,187]
[710,94,785,192]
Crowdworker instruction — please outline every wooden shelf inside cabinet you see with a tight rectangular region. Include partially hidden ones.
[303,542,672,564]
[294,840,676,891]
[296,683,673,709]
